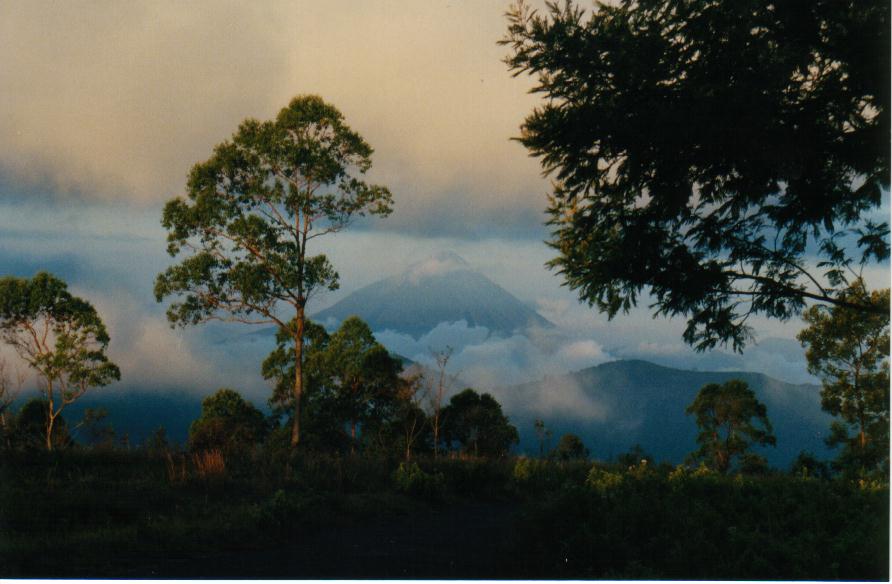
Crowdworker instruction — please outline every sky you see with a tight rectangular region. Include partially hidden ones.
[1,1,889,420]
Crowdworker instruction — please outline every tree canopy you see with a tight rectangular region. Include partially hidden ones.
[554,433,589,461]
[686,380,775,473]
[441,388,519,457]
[155,95,393,447]
[0,273,120,450]
[503,0,890,351]
[798,281,889,476]
[262,316,404,453]
[189,388,268,454]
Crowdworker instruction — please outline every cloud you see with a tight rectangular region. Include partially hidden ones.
[1,1,548,237]
[495,374,611,422]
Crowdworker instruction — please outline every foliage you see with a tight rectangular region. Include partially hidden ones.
[585,465,624,493]
[441,389,519,457]
[189,389,268,454]
[509,471,888,580]
[686,380,775,473]
[262,316,405,454]
[366,371,430,460]
[0,272,120,450]
[553,433,589,461]
[502,0,890,351]
[790,450,831,480]
[155,95,393,447]
[392,461,445,500]
[262,319,350,452]
[798,281,889,477]
[325,317,403,448]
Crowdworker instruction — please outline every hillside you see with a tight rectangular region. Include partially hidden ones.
[504,359,831,466]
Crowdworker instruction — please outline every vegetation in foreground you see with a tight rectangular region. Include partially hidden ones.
[0,447,887,579]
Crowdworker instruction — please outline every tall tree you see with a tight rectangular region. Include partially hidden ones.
[262,317,332,428]
[686,380,775,473]
[0,273,120,450]
[798,281,889,476]
[155,95,393,447]
[391,371,429,461]
[503,0,889,351]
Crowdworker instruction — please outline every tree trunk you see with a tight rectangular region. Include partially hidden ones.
[45,384,55,451]
[432,415,440,458]
[290,306,305,448]
[46,412,55,451]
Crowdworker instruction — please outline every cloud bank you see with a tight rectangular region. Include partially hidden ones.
[1,1,547,238]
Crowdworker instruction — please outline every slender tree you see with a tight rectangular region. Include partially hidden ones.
[394,371,428,461]
[426,346,455,457]
[155,95,393,447]
[686,380,775,473]
[503,0,889,351]
[0,273,120,450]
[798,281,889,475]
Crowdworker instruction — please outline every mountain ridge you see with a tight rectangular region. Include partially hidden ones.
[502,358,829,466]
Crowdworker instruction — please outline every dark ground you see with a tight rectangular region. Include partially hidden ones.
[92,502,518,579]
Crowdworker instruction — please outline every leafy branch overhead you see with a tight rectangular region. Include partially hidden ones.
[503,0,890,351]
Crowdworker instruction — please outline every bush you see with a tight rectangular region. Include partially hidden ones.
[585,465,624,493]
[393,462,445,500]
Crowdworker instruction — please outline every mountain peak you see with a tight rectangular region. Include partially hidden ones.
[313,250,552,338]
[404,250,470,284]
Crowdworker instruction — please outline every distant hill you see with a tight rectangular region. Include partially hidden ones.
[312,251,551,338]
[502,359,832,467]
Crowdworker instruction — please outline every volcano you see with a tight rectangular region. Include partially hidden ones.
[312,251,551,338]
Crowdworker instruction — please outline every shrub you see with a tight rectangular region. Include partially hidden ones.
[254,489,331,535]
[393,462,445,500]
[585,465,623,493]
